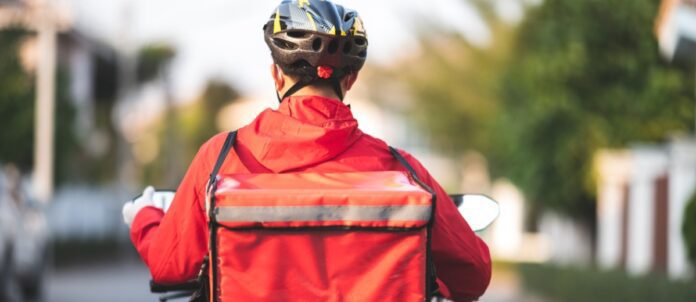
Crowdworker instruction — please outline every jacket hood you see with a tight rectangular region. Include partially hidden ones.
[237,95,363,173]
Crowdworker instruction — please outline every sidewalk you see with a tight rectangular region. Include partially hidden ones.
[479,263,547,302]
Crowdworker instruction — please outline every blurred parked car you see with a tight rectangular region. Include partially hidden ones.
[0,169,19,301]
[0,165,49,301]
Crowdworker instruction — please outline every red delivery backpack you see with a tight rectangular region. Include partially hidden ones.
[204,132,436,302]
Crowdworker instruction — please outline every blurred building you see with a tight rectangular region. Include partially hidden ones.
[648,0,696,279]
[2,0,123,241]
[57,30,119,156]
[488,179,552,263]
[595,0,696,278]
[1,0,119,158]
[656,0,696,62]
[596,137,696,279]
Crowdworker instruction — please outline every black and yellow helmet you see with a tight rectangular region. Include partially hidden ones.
[263,0,368,101]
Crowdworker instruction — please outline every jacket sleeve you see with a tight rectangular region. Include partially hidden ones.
[400,151,492,302]
[130,142,213,284]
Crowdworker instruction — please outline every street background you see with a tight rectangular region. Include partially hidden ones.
[1,0,696,301]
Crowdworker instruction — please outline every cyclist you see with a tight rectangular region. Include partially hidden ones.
[122,1,491,301]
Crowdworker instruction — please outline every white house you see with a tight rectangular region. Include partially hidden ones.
[656,0,696,62]
[595,137,696,279]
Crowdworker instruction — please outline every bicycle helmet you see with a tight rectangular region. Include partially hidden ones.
[263,0,368,102]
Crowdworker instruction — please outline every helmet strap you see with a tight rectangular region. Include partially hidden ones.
[278,79,311,103]
[277,77,345,103]
[330,78,344,101]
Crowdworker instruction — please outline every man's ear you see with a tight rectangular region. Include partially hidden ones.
[271,64,285,91]
[342,71,359,92]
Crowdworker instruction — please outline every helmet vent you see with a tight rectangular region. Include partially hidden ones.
[273,38,298,50]
[327,39,339,54]
[287,31,307,38]
[354,37,367,46]
[344,12,354,22]
[312,38,322,51]
[343,41,352,54]
[358,50,367,58]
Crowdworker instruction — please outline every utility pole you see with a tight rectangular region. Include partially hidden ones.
[33,0,56,204]
[115,0,138,192]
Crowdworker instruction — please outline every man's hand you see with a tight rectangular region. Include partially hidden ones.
[122,186,156,228]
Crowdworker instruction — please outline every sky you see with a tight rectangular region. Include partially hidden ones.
[57,0,525,102]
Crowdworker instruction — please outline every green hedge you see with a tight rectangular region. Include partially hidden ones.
[519,264,696,302]
[683,190,696,268]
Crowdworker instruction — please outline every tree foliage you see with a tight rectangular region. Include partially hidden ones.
[683,191,696,268]
[497,0,693,217]
[174,79,240,162]
[369,18,514,154]
[0,28,77,184]
[137,43,176,84]
[141,79,240,187]
[372,0,694,221]
[0,29,35,169]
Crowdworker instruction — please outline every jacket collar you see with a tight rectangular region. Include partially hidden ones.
[238,95,362,173]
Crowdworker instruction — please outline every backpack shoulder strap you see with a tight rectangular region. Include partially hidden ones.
[207,131,237,302]
[388,146,434,194]
[389,145,437,300]
[207,131,238,189]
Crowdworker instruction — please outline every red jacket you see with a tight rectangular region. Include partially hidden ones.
[131,95,492,301]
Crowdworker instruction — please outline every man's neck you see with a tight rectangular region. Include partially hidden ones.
[284,85,341,101]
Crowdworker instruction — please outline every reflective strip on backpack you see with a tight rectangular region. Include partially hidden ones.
[215,204,432,223]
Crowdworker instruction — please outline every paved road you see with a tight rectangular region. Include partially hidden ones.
[45,260,544,302]
[46,261,158,302]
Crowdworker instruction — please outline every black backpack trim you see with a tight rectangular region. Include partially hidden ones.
[206,131,237,301]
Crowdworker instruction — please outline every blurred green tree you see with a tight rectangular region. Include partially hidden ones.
[0,29,35,169]
[137,44,176,84]
[367,10,514,155]
[135,43,182,186]
[497,0,693,221]
[133,42,241,187]
[141,79,240,187]
[683,191,696,269]
[0,28,77,184]
[371,0,694,227]
[180,79,240,151]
